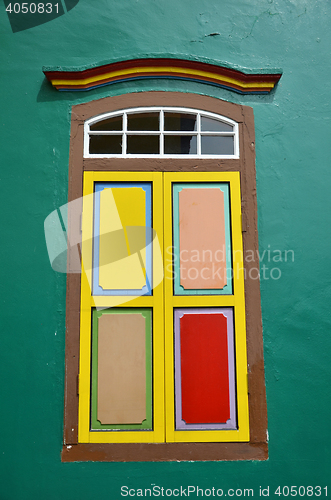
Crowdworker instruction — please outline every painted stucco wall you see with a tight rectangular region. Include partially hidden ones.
[0,0,330,498]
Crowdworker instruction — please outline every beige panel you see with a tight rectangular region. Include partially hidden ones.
[179,188,226,289]
[97,313,146,424]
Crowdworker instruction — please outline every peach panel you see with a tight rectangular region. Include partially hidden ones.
[179,188,226,289]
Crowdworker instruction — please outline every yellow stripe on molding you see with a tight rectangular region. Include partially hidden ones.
[51,66,274,90]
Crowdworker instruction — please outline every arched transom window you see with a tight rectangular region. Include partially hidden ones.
[84,107,239,158]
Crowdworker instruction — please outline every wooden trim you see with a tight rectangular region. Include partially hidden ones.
[63,118,83,445]
[83,158,242,172]
[62,442,268,462]
[63,91,268,460]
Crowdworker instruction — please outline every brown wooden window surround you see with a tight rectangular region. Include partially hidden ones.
[62,91,268,462]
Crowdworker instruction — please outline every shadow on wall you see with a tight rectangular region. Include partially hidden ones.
[4,0,80,33]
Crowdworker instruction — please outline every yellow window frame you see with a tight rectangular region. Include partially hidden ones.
[78,170,249,444]
[78,171,165,444]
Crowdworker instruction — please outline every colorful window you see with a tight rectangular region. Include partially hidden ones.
[62,92,268,462]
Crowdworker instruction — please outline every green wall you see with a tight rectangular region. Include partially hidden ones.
[0,0,330,498]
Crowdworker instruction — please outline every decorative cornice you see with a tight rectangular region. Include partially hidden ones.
[43,58,282,94]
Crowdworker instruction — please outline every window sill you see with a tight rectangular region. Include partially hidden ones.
[62,442,268,462]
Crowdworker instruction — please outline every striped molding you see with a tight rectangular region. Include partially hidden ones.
[43,58,282,94]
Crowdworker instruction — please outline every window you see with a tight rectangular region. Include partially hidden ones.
[62,92,268,462]
[85,108,239,158]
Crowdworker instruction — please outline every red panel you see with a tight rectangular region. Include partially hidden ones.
[180,313,230,424]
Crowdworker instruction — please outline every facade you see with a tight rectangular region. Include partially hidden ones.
[1,0,330,496]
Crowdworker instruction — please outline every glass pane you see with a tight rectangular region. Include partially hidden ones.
[164,113,197,131]
[201,116,233,132]
[127,135,159,154]
[201,136,234,155]
[127,113,159,131]
[89,135,122,154]
[164,135,197,154]
[90,116,122,131]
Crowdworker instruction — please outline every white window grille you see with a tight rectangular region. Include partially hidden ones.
[84,107,239,159]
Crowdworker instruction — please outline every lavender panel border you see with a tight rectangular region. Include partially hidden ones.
[174,308,237,430]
